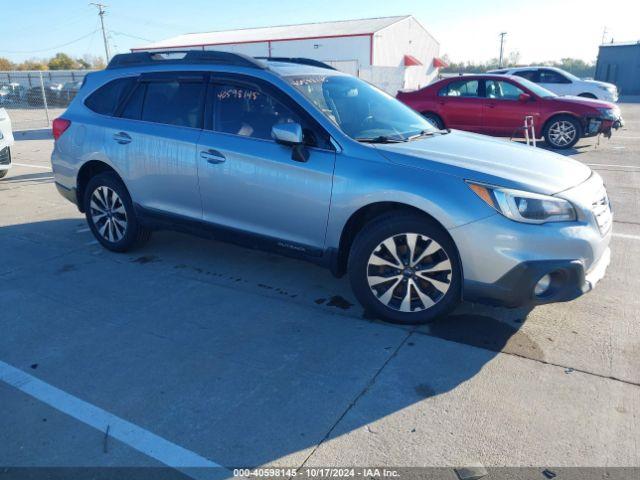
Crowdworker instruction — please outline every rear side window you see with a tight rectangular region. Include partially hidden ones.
[138,80,205,128]
[85,77,135,116]
[438,80,479,97]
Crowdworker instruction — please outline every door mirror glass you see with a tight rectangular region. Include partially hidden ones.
[272,123,304,145]
[518,93,532,102]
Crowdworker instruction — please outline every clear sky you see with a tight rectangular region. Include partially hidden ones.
[1,0,638,63]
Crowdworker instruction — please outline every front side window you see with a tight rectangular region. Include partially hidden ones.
[514,70,538,82]
[485,80,525,100]
[539,69,570,84]
[438,80,480,97]
[212,84,304,141]
[85,77,136,116]
[286,74,436,142]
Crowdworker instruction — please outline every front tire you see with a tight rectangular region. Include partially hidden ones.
[543,115,582,149]
[83,172,151,252]
[0,170,7,179]
[348,213,461,325]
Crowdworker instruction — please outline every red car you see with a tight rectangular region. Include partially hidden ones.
[397,74,624,149]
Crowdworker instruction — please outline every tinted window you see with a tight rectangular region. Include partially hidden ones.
[485,80,525,100]
[514,70,538,82]
[120,84,145,120]
[140,80,204,128]
[539,69,570,84]
[438,80,479,97]
[213,84,304,141]
[85,77,135,115]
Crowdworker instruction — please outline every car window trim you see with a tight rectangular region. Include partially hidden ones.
[205,73,335,151]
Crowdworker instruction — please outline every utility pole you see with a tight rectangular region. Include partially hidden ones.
[90,3,111,62]
[601,26,608,45]
[498,32,507,68]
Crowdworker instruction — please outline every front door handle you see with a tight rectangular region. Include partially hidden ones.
[113,132,132,144]
[200,149,226,164]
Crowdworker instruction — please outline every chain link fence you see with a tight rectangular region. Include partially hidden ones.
[0,70,95,130]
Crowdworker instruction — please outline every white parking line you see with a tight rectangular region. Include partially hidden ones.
[12,162,52,171]
[586,163,640,169]
[613,232,640,241]
[0,360,227,480]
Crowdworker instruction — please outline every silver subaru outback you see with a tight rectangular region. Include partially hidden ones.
[51,51,612,324]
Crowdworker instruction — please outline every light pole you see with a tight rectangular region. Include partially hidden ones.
[498,32,507,68]
[90,3,111,63]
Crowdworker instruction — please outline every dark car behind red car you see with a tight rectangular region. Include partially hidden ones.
[397,74,623,149]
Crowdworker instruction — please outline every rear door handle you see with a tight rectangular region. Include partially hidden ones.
[200,149,226,164]
[113,132,132,144]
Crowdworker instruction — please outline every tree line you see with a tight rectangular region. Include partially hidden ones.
[440,54,596,79]
[0,53,105,71]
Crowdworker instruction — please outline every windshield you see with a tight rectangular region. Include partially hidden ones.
[514,77,558,98]
[285,74,437,142]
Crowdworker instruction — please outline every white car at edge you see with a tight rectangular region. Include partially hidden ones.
[0,108,14,179]
[488,66,619,102]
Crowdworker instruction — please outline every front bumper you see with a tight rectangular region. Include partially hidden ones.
[463,247,611,307]
[0,146,11,169]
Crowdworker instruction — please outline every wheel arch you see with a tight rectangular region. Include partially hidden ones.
[333,201,460,278]
[76,160,127,213]
[542,112,585,135]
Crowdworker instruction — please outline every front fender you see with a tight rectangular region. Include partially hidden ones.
[325,152,494,249]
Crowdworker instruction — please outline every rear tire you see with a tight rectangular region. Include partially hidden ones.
[83,172,151,252]
[0,170,7,179]
[543,115,582,149]
[421,112,445,130]
[348,213,461,325]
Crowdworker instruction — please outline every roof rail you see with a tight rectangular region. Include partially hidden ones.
[256,57,336,71]
[107,50,267,70]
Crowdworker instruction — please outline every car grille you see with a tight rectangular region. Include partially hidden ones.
[591,187,612,234]
[0,146,10,166]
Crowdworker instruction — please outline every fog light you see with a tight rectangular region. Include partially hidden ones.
[534,274,552,296]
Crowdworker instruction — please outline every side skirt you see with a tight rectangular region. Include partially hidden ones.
[134,204,337,272]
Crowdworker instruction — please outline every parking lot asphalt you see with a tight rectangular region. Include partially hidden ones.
[1,104,639,476]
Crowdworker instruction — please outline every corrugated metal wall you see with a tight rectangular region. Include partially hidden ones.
[596,44,640,95]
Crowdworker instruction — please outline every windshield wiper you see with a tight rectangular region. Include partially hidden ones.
[355,135,406,144]
[406,129,449,141]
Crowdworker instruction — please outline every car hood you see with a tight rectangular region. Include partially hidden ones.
[373,130,592,195]
[551,95,615,109]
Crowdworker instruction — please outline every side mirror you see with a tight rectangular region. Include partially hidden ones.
[518,93,532,102]
[272,123,303,146]
[272,123,309,162]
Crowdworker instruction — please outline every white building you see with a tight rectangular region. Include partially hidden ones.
[132,16,444,94]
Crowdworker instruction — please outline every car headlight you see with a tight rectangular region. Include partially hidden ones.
[598,85,616,92]
[467,182,577,224]
[598,107,619,120]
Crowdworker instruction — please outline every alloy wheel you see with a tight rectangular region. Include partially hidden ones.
[548,120,577,147]
[89,186,128,243]
[366,233,452,313]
